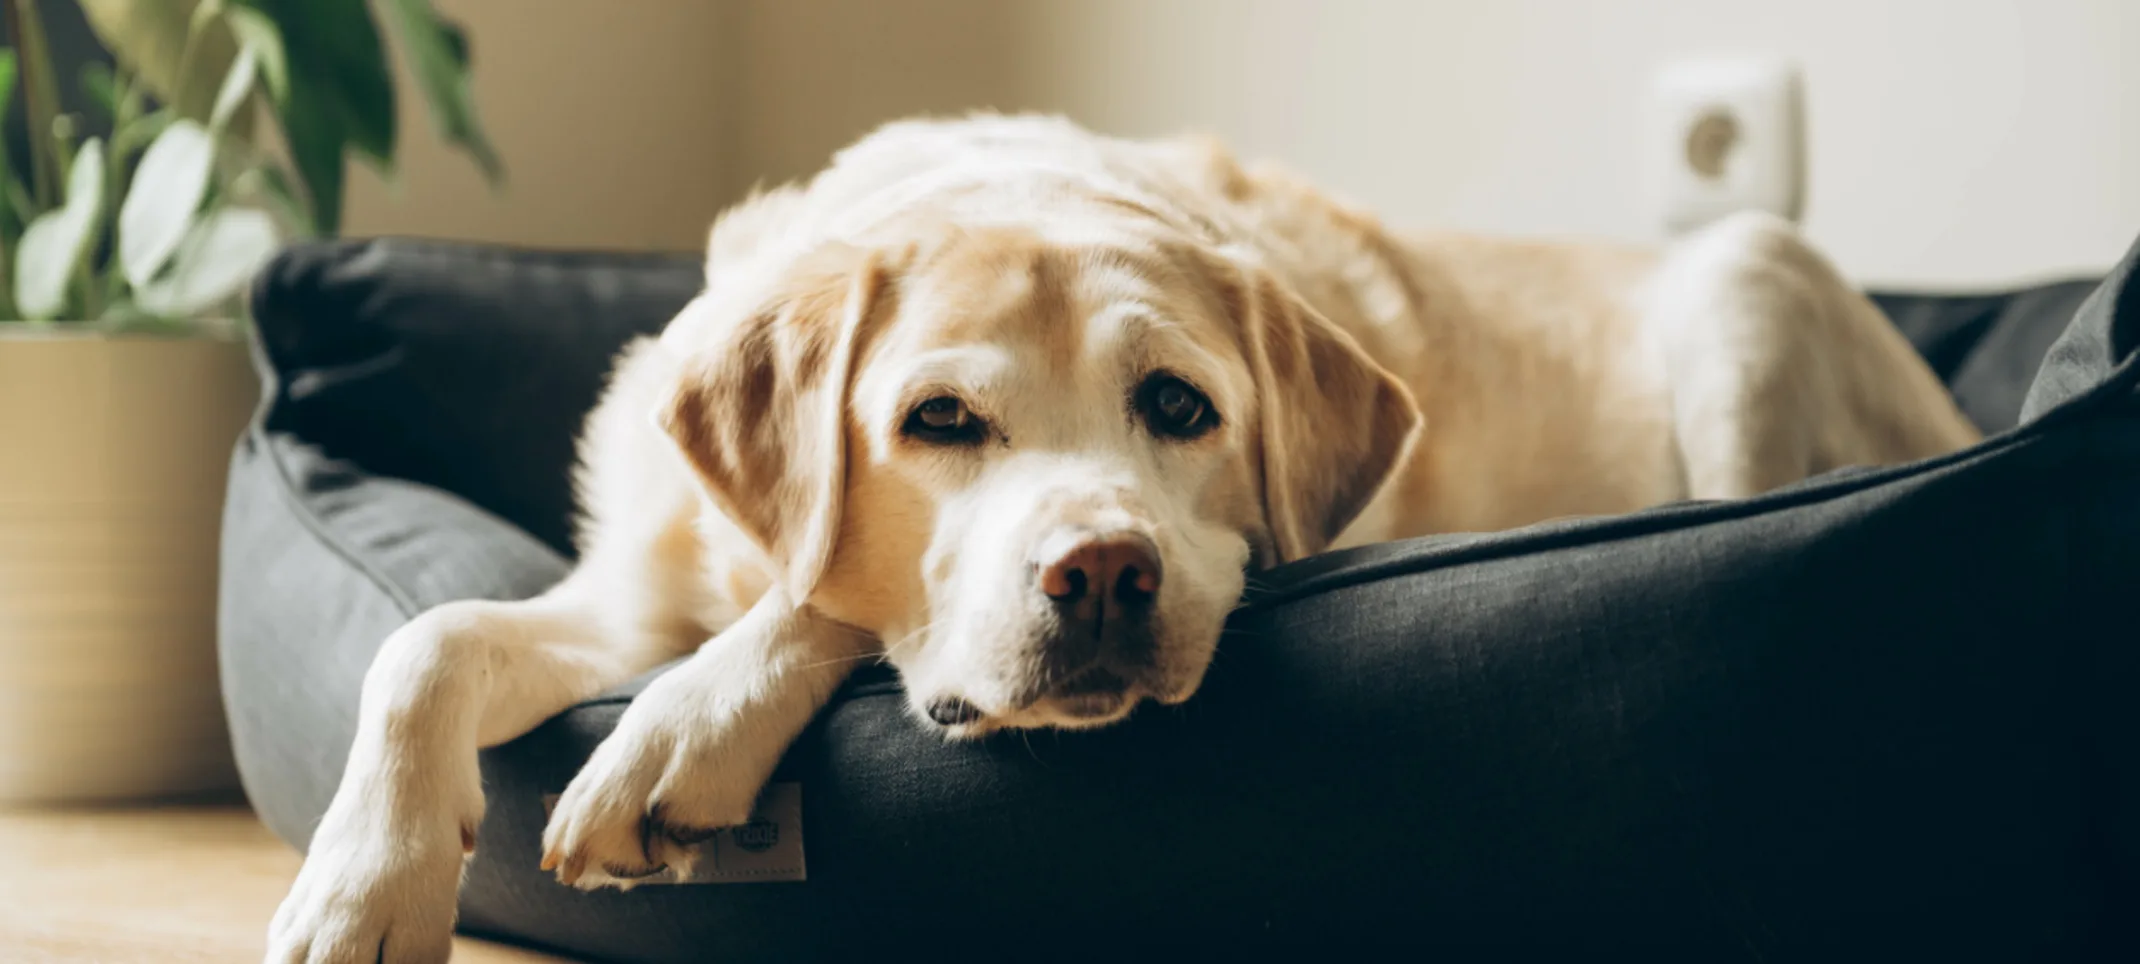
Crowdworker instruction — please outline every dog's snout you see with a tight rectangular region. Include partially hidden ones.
[1025,529,1162,706]
[1036,531,1162,610]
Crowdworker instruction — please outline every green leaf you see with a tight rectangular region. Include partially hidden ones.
[15,0,64,206]
[118,120,216,290]
[226,0,400,233]
[0,50,20,234]
[0,49,17,135]
[190,0,228,34]
[376,0,502,183]
[0,48,16,317]
[232,163,314,237]
[13,139,107,319]
[1,181,34,248]
[0,49,15,121]
[112,111,176,169]
[278,67,348,235]
[79,62,119,119]
[76,0,243,124]
[134,206,280,317]
[98,293,153,325]
[210,43,257,131]
[230,0,396,167]
[221,6,286,100]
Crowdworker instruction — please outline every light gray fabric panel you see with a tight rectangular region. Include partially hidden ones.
[219,431,568,849]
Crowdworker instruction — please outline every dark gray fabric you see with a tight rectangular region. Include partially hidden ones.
[1872,280,2099,431]
[221,235,2140,962]
[246,238,702,558]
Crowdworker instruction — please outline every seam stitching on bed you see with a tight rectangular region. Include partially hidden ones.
[255,425,425,621]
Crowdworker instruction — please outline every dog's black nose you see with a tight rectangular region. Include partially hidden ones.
[925,696,983,727]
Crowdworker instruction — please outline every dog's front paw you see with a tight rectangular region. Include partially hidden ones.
[264,805,469,964]
[540,691,767,889]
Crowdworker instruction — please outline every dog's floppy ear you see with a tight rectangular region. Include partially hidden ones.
[1228,264,1422,564]
[659,247,892,604]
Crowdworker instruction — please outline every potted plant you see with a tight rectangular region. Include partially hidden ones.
[0,0,500,803]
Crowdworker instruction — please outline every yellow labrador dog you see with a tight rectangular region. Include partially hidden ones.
[268,114,1977,962]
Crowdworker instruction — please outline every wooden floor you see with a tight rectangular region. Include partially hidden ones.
[2,801,577,963]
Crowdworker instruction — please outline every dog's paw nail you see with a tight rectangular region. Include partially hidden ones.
[602,861,668,880]
[650,802,726,845]
[662,822,722,845]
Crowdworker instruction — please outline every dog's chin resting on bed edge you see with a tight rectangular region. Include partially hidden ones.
[263,113,1979,963]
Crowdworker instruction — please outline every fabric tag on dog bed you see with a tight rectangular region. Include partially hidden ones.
[540,782,807,884]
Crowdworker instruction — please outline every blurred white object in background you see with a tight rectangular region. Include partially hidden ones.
[1645,56,1807,237]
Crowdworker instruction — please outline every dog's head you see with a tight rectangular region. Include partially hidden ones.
[660,225,1419,735]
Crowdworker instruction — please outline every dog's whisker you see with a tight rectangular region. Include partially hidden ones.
[879,621,936,655]
[793,620,941,675]
[792,650,892,673]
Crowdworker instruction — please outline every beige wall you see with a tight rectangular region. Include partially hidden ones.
[351,0,2140,288]
[341,0,730,252]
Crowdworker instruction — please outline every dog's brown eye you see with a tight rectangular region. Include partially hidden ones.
[915,397,966,430]
[904,395,987,445]
[1138,374,1217,440]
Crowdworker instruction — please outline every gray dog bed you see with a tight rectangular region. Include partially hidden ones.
[220,235,2139,962]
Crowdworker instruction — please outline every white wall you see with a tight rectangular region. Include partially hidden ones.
[351,0,2140,288]
[723,0,2140,288]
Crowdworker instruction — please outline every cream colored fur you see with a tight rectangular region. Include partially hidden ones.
[266,114,1978,963]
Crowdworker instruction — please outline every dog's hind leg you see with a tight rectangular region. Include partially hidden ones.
[264,565,698,964]
[1648,211,1979,501]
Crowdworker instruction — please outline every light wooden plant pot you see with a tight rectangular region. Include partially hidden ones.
[0,325,259,803]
